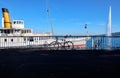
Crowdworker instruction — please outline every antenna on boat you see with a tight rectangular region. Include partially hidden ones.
[46,0,54,36]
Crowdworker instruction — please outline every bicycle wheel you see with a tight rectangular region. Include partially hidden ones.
[48,41,59,50]
[64,41,74,50]
[57,42,63,50]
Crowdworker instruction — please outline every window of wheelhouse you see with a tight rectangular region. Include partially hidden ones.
[14,21,16,24]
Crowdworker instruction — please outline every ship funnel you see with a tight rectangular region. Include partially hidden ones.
[2,8,11,28]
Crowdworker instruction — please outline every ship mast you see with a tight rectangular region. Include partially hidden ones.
[46,0,54,36]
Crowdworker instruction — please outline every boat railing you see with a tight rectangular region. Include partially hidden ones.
[0,36,119,50]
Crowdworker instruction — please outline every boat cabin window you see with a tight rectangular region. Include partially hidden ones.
[0,30,4,33]
[13,20,23,25]
[0,29,21,34]
[11,39,13,42]
[24,38,25,41]
[19,21,23,24]
[29,37,34,41]
[4,39,7,42]
[21,30,31,34]
[17,21,19,24]
[27,37,34,42]
[14,21,16,24]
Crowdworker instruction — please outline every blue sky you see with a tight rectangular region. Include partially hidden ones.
[0,0,120,35]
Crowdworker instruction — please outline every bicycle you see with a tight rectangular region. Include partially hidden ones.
[59,39,74,50]
[48,37,74,50]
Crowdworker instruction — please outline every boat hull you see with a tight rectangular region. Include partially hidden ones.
[0,36,90,50]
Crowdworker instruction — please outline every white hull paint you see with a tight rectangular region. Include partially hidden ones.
[0,36,90,49]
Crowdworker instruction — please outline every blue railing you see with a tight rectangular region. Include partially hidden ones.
[86,36,120,50]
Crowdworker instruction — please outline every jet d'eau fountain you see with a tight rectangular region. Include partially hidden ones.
[106,6,112,49]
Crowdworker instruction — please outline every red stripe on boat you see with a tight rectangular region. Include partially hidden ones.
[74,44,86,46]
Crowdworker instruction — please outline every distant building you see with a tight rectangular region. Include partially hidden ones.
[112,32,120,36]
[90,32,120,36]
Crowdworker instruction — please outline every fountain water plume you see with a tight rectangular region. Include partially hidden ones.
[106,6,112,49]
[107,6,112,36]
